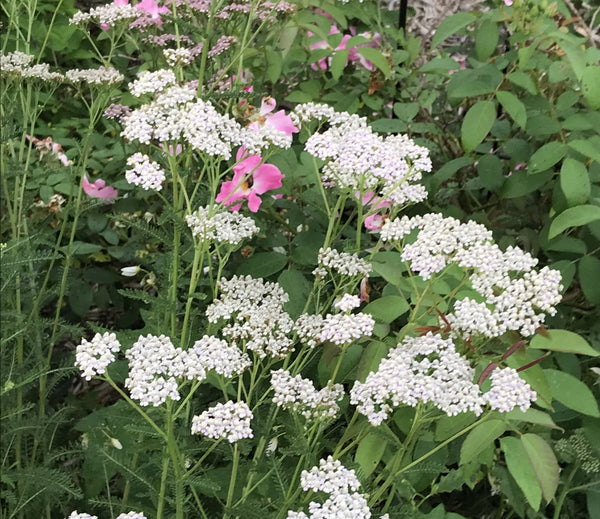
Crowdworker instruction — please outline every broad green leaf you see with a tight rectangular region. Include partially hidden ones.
[475,19,499,61]
[560,158,590,206]
[461,101,496,153]
[568,137,600,163]
[521,434,560,503]
[370,118,407,133]
[496,91,527,129]
[460,419,506,466]
[558,39,586,81]
[356,341,389,382]
[548,205,600,239]
[431,157,474,191]
[278,269,312,319]
[545,369,600,417]
[236,252,287,278]
[501,169,552,199]
[501,436,542,511]
[432,13,476,49]
[530,329,598,357]
[68,241,103,255]
[447,65,503,99]
[39,185,54,203]
[357,47,390,78]
[371,251,406,285]
[330,49,349,80]
[529,142,566,173]
[582,66,600,108]
[363,296,409,323]
[477,154,504,191]
[507,70,538,94]
[265,48,282,83]
[355,430,387,477]
[579,256,600,304]
[393,102,419,122]
[504,408,561,430]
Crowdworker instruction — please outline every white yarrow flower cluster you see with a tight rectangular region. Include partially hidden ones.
[294,313,325,348]
[486,367,537,413]
[318,313,375,346]
[75,332,121,380]
[125,334,206,406]
[381,214,563,337]
[66,67,124,86]
[125,153,166,190]
[292,103,366,128]
[287,457,371,519]
[192,335,251,378]
[301,106,430,206]
[206,276,294,358]
[67,511,97,519]
[191,401,253,442]
[271,369,344,420]
[315,248,371,277]
[69,3,139,26]
[129,69,177,97]
[1,51,64,82]
[116,513,147,519]
[334,294,361,312]
[186,206,259,245]
[350,333,486,425]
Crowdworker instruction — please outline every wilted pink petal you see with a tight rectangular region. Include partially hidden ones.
[82,174,118,201]
[364,214,385,230]
[159,143,182,156]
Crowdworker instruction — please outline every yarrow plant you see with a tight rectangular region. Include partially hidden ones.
[4,1,598,518]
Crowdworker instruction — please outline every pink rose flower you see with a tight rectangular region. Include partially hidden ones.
[356,190,391,230]
[136,0,170,25]
[216,148,283,212]
[82,174,119,201]
[248,97,299,137]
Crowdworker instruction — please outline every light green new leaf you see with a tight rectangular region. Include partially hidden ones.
[521,434,560,503]
[529,142,566,173]
[560,158,590,206]
[496,91,527,129]
[545,369,600,417]
[432,12,476,49]
[548,205,600,239]
[501,436,542,511]
[530,329,598,357]
[460,419,506,466]
[461,101,496,153]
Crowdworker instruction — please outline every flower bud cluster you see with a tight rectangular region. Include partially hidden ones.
[75,332,121,380]
[315,248,371,277]
[65,67,124,86]
[380,213,562,337]
[486,367,537,413]
[192,335,251,378]
[186,206,259,245]
[125,153,166,191]
[191,401,253,442]
[271,370,344,420]
[555,429,600,474]
[350,333,486,425]
[1,51,64,82]
[206,276,294,358]
[124,334,206,407]
[69,3,139,26]
[287,457,371,519]
[208,36,238,57]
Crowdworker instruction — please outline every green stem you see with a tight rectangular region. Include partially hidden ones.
[224,443,240,518]
[553,464,579,519]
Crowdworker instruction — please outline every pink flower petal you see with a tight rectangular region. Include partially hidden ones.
[251,163,283,194]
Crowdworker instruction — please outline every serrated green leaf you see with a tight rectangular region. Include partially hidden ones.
[460,419,506,466]
[545,369,600,417]
[548,205,600,239]
[496,91,527,129]
[530,329,598,357]
[461,101,496,153]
